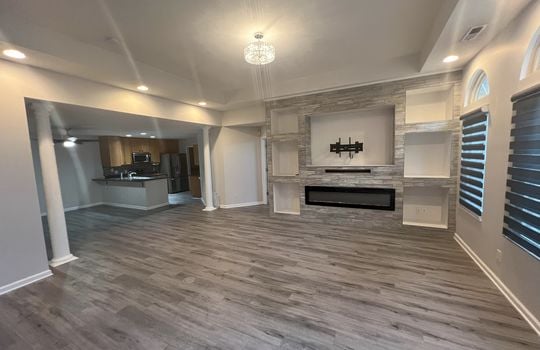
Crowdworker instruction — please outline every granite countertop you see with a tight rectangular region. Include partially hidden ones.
[92,174,168,183]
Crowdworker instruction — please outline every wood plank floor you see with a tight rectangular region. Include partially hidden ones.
[1,201,538,349]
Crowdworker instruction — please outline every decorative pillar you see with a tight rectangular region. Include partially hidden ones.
[202,126,216,211]
[33,103,78,267]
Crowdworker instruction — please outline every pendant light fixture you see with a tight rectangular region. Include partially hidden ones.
[244,32,275,65]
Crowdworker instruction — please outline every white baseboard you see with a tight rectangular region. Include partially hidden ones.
[103,202,169,211]
[49,254,78,267]
[454,233,540,335]
[220,201,265,209]
[0,270,52,296]
[41,201,170,214]
[41,202,104,216]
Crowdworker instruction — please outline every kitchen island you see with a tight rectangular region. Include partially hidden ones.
[93,175,169,210]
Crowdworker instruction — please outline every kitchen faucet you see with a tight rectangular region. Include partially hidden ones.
[128,171,137,179]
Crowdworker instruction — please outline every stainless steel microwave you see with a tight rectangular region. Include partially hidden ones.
[132,152,151,164]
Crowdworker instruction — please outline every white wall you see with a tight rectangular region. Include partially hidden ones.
[0,59,220,290]
[211,126,263,207]
[310,108,394,166]
[222,103,266,126]
[31,140,104,213]
[457,2,540,328]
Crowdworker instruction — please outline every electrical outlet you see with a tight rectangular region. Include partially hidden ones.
[496,249,503,263]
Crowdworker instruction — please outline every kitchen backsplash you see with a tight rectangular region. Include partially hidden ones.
[103,162,160,178]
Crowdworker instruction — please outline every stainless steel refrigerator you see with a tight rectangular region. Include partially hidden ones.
[160,153,189,193]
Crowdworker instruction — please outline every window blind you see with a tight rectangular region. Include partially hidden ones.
[504,85,540,259]
[459,107,489,216]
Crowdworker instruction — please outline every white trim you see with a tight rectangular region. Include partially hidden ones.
[42,201,170,214]
[220,201,265,209]
[458,205,483,222]
[49,254,78,267]
[403,221,448,229]
[103,202,169,211]
[454,233,540,335]
[264,69,462,102]
[274,210,300,215]
[0,270,52,296]
[41,202,104,216]
[261,137,268,205]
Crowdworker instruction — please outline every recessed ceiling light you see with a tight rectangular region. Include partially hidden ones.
[443,55,459,63]
[137,85,149,91]
[140,132,147,135]
[150,135,156,139]
[125,134,132,137]
[198,101,207,106]
[3,49,26,59]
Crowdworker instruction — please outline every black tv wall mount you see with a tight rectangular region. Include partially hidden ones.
[330,137,363,159]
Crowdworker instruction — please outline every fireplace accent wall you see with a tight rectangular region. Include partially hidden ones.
[266,71,462,233]
[305,186,395,211]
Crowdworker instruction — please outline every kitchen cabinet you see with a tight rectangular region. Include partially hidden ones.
[188,145,200,171]
[157,139,179,154]
[122,138,150,163]
[100,136,178,167]
[148,139,160,163]
[189,176,201,197]
[99,136,125,167]
[193,144,199,166]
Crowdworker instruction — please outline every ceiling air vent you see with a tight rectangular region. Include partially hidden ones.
[461,25,487,41]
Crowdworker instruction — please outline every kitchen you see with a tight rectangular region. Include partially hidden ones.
[94,135,200,210]
[28,101,204,217]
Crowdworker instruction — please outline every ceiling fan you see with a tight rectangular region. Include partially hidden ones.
[52,129,98,148]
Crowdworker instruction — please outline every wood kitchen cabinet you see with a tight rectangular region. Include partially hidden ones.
[99,136,125,167]
[100,136,179,167]
[157,139,179,154]
[122,138,150,163]
[148,139,161,163]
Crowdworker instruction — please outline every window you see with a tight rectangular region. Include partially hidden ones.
[520,27,540,80]
[503,87,540,259]
[459,108,488,216]
[466,70,490,105]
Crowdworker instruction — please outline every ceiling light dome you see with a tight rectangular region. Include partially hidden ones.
[244,32,275,65]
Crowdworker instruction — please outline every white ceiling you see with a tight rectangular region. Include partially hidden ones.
[0,0,531,110]
[26,100,202,139]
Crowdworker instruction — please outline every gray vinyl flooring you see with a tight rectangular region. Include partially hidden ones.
[0,201,539,349]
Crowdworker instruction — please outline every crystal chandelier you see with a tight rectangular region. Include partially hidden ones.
[244,32,275,65]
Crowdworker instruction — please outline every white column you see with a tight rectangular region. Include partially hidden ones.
[202,126,216,211]
[33,103,78,267]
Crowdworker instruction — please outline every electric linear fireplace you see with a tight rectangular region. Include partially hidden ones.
[305,186,395,211]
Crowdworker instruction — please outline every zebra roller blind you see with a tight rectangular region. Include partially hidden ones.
[459,107,489,216]
[504,85,540,259]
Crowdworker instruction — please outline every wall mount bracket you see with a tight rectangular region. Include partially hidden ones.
[330,137,363,159]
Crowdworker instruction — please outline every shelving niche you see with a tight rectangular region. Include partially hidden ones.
[405,86,454,124]
[272,140,299,176]
[404,131,451,178]
[403,186,449,229]
[271,108,299,135]
[273,183,300,215]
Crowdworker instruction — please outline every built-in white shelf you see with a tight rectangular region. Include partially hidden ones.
[271,108,299,135]
[403,186,449,229]
[273,183,300,215]
[272,139,299,176]
[404,131,451,178]
[405,86,454,124]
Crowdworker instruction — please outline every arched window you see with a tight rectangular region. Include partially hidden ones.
[520,27,540,80]
[466,70,490,105]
